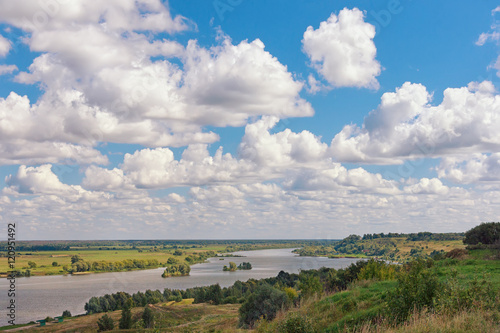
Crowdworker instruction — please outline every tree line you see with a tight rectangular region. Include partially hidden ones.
[66,255,160,273]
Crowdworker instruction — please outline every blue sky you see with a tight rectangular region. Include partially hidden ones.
[0,0,499,240]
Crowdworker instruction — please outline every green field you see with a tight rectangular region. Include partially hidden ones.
[0,247,225,276]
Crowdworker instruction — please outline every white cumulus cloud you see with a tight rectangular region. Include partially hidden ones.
[302,8,381,89]
[330,81,500,164]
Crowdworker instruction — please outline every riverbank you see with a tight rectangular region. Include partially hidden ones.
[0,248,360,326]
[0,240,316,278]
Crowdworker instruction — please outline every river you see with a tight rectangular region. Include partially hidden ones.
[0,248,361,326]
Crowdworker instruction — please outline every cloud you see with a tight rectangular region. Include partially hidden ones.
[0,34,10,57]
[302,8,381,89]
[437,153,500,184]
[238,116,328,168]
[0,64,18,75]
[180,35,313,126]
[330,81,500,164]
[0,92,108,165]
[83,145,257,190]
[476,6,500,76]
[81,117,405,198]
[283,162,400,194]
[2,173,494,239]
[403,178,449,195]
[0,0,190,34]
[0,2,312,165]
[4,164,111,203]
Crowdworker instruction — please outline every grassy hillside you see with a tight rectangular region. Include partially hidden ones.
[257,249,500,333]
[3,300,242,332]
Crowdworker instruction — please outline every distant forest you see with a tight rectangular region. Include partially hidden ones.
[0,239,341,252]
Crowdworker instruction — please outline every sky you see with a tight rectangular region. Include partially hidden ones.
[0,0,499,240]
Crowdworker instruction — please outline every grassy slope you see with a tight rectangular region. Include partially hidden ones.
[4,299,243,333]
[258,249,500,333]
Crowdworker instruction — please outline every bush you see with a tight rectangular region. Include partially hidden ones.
[52,261,58,267]
[436,270,498,314]
[358,259,396,281]
[445,248,468,259]
[277,313,315,333]
[386,259,442,322]
[239,284,289,328]
[97,314,114,332]
[62,310,72,317]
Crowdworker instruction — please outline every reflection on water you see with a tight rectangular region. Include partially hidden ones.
[0,248,360,326]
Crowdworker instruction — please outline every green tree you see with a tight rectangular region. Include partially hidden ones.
[463,222,500,245]
[27,261,37,268]
[298,274,322,298]
[167,257,178,264]
[52,261,58,267]
[62,310,72,317]
[239,284,289,328]
[97,314,114,332]
[119,303,133,329]
[223,261,238,272]
[207,284,223,305]
[71,255,82,264]
[142,306,154,328]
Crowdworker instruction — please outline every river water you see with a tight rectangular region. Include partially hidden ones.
[0,248,360,326]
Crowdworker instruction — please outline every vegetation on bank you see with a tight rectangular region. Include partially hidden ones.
[162,263,191,277]
[294,232,466,262]
[0,240,317,277]
[223,261,252,271]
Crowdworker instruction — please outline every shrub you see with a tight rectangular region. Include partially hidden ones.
[62,310,72,317]
[283,287,298,303]
[436,270,498,314]
[386,259,442,322]
[277,313,315,333]
[97,314,114,332]
[445,248,468,259]
[239,284,289,328]
[358,259,396,281]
